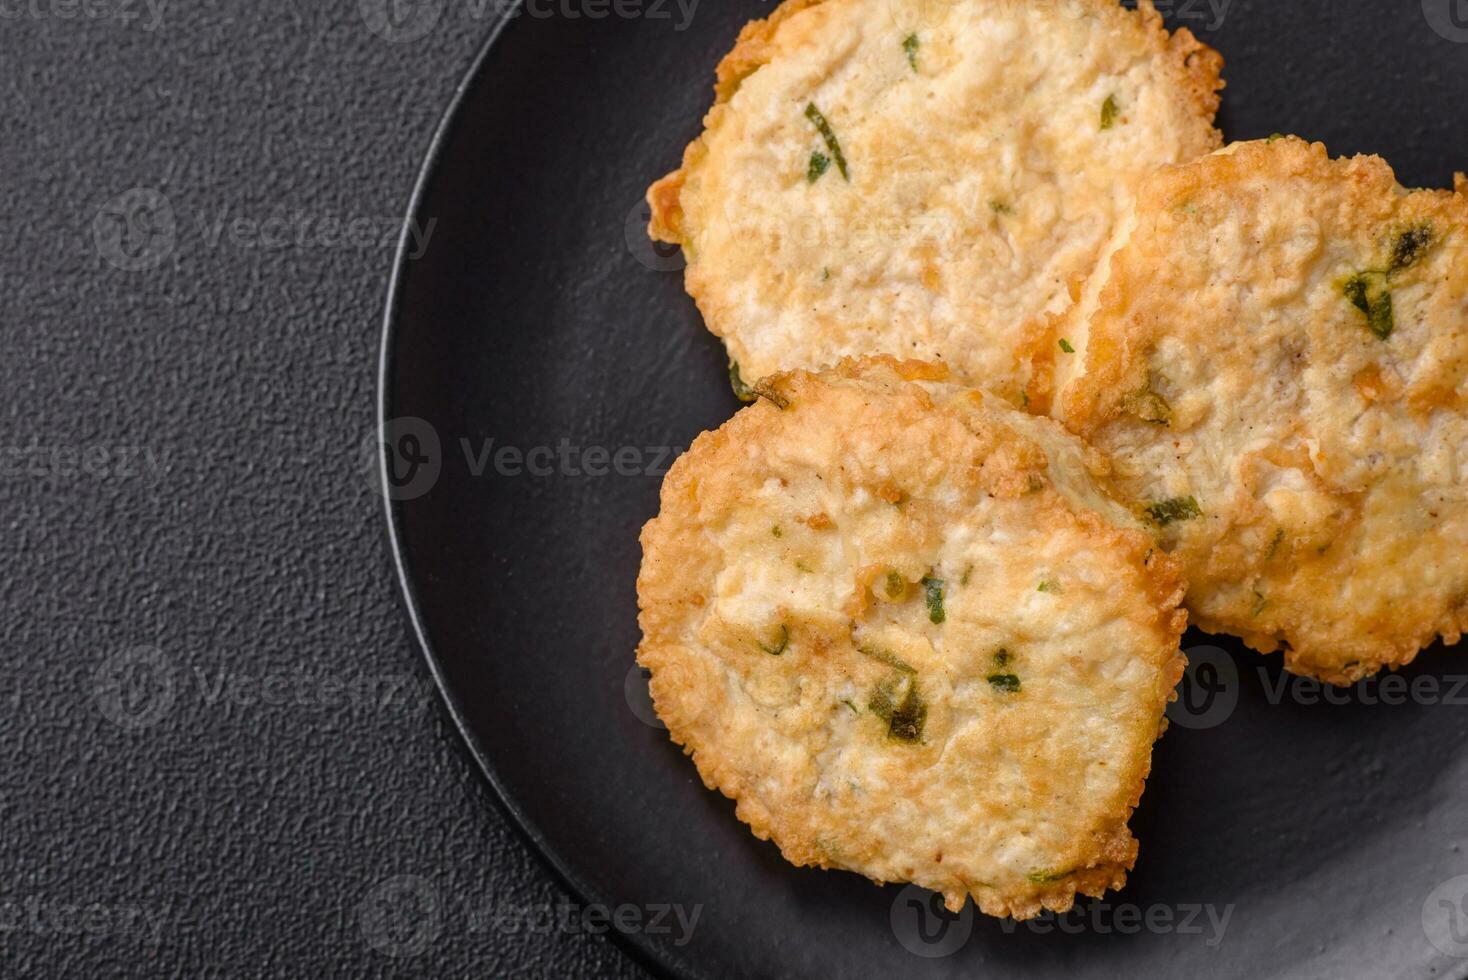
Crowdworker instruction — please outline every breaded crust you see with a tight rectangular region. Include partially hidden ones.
[648,0,1223,400]
[1041,138,1468,684]
[637,356,1187,919]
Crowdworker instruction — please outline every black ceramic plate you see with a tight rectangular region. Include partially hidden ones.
[380,2,1468,976]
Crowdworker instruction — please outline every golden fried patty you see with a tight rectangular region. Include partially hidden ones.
[647,0,1222,400]
[1040,138,1468,684]
[637,357,1186,919]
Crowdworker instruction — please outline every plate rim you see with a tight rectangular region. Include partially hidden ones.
[374,11,692,978]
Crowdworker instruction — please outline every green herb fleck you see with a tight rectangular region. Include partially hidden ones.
[1058,338,1075,354]
[960,566,972,586]
[987,673,1021,694]
[902,33,919,70]
[1100,94,1120,130]
[807,151,831,183]
[921,576,945,624]
[821,267,831,282]
[841,699,859,714]
[989,200,1013,215]
[1027,869,1072,884]
[795,559,813,573]
[857,645,916,674]
[1122,382,1172,426]
[868,671,926,743]
[805,103,849,181]
[1265,527,1285,559]
[1252,592,1268,618]
[753,380,791,410]
[758,624,789,656]
[1026,473,1044,493]
[1343,272,1394,340]
[771,525,783,538]
[993,649,1011,668]
[1388,224,1434,273]
[1144,495,1201,526]
[1037,578,1061,594]
[883,570,907,601]
[1266,132,1286,143]
[729,359,756,402]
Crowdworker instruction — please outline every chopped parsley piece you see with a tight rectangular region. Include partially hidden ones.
[1100,94,1120,130]
[990,200,1013,215]
[882,570,907,601]
[1144,495,1201,526]
[1265,527,1285,559]
[993,649,1011,668]
[1027,869,1072,884]
[921,576,945,624]
[771,525,783,538]
[902,33,919,70]
[869,671,926,743]
[841,699,859,714]
[804,103,849,181]
[1343,273,1394,340]
[1252,592,1268,618]
[1058,338,1075,353]
[858,645,916,674]
[758,624,789,656]
[1388,224,1434,273]
[807,151,831,183]
[753,380,791,410]
[1266,132,1286,143]
[1122,382,1172,425]
[987,673,1021,694]
[1037,578,1060,593]
[729,359,756,402]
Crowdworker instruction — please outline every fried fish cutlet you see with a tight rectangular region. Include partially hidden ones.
[647,0,1223,401]
[636,356,1187,919]
[1040,137,1468,685]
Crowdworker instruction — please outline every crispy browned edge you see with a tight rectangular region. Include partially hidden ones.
[645,0,1225,246]
[635,354,1189,918]
[1036,138,1468,685]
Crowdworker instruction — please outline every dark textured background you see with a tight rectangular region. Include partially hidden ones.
[5,0,1468,977]
[0,1,647,975]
